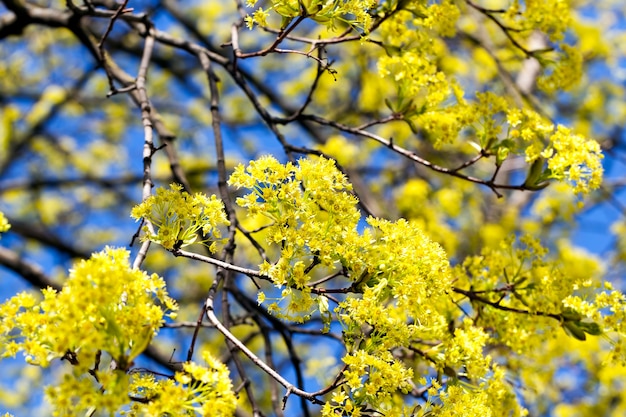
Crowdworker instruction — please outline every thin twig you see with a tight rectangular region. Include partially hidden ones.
[291,114,547,197]
[452,287,561,320]
[450,151,487,173]
[172,249,264,278]
[132,27,157,270]
[96,0,133,95]
[205,297,326,407]
[237,15,307,59]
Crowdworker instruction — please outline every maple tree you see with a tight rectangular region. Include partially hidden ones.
[1,0,626,415]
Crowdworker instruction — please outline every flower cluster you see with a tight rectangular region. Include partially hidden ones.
[454,236,607,356]
[378,9,452,112]
[419,0,461,38]
[44,349,237,416]
[537,44,583,93]
[131,183,230,251]
[506,108,603,193]
[342,350,413,407]
[0,211,9,237]
[46,370,131,416]
[126,351,237,416]
[372,0,598,196]
[230,156,525,412]
[0,248,182,415]
[244,0,377,31]
[502,0,572,42]
[229,155,361,321]
[542,125,604,193]
[563,286,626,364]
[337,217,456,409]
[441,322,490,380]
[419,365,526,417]
[0,247,177,369]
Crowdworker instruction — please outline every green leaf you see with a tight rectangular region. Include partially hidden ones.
[561,307,583,322]
[563,320,587,341]
[579,320,603,336]
[523,157,547,189]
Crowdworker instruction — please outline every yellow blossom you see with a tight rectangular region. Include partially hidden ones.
[0,211,9,237]
[131,183,230,251]
[0,247,177,369]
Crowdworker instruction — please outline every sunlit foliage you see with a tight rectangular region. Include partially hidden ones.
[1,0,626,415]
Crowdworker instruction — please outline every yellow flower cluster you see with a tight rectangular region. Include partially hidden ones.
[131,183,230,251]
[46,370,130,416]
[379,35,597,194]
[537,44,583,93]
[503,0,572,42]
[126,351,237,416]
[0,247,177,369]
[441,322,490,380]
[371,0,597,195]
[378,9,452,112]
[342,350,413,407]
[507,108,603,193]
[0,248,185,415]
[563,286,626,365]
[230,156,525,412]
[542,125,604,193]
[419,0,461,38]
[44,349,237,416]
[454,236,610,357]
[337,217,455,409]
[359,217,452,326]
[420,365,526,417]
[230,155,361,321]
[0,211,9,237]
[244,0,376,30]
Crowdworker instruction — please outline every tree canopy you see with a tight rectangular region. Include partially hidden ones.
[1,0,626,415]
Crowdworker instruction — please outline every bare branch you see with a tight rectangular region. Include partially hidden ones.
[204,297,326,407]
[0,247,62,291]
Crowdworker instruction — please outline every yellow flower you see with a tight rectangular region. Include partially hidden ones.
[0,211,10,237]
[131,184,230,251]
[0,247,177,369]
